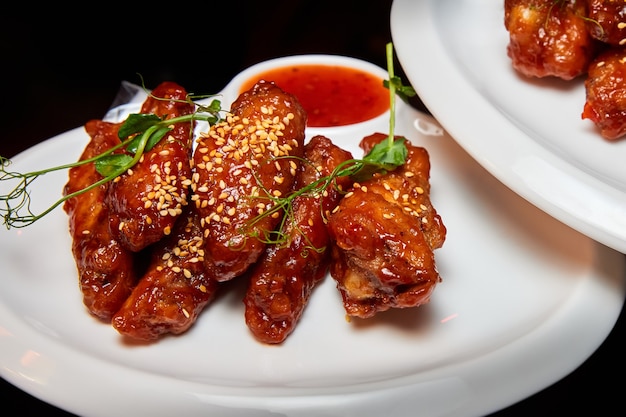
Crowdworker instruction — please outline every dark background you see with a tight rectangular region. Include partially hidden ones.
[1,1,624,416]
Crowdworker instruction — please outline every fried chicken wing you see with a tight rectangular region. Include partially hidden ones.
[504,0,598,80]
[586,0,626,46]
[112,204,219,341]
[192,81,307,282]
[243,135,353,344]
[106,81,196,252]
[582,46,626,140]
[63,120,139,321]
[327,133,446,319]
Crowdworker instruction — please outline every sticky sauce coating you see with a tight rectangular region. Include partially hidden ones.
[239,65,389,127]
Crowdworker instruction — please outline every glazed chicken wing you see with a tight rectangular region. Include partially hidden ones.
[244,135,353,344]
[63,120,139,321]
[191,81,307,282]
[504,0,598,80]
[327,133,446,319]
[582,47,626,140]
[586,0,626,46]
[106,81,196,252]
[112,204,219,341]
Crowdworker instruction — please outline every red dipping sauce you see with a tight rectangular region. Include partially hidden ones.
[239,64,389,127]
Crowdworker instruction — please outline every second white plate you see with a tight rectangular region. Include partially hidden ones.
[391,0,626,254]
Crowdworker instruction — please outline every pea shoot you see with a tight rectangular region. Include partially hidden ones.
[239,42,416,245]
[0,96,223,229]
[1,42,414,231]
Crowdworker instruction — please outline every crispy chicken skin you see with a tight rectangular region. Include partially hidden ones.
[244,135,353,344]
[106,81,196,252]
[582,47,626,140]
[586,0,626,46]
[63,120,138,321]
[112,205,219,341]
[504,0,598,80]
[192,81,307,282]
[327,133,446,319]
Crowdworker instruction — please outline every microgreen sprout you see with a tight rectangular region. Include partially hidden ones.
[1,43,414,233]
[0,92,223,229]
[239,42,415,246]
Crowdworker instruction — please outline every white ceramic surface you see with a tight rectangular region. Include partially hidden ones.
[390,0,626,254]
[0,54,624,417]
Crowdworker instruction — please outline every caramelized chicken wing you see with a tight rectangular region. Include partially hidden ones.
[327,133,446,319]
[582,46,626,139]
[586,0,626,46]
[63,120,139,321]
[191,81,307,282]
[243,135,353,344]
[504,0,598,80]
[112,205,219,341]
[106,81,196,252]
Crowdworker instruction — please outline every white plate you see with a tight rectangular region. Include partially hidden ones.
[1,55,625,417]
[390,0,626,254]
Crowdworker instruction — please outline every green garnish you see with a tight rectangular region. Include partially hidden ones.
[0,94,223,229]
[239,42,415,245]
[1,42,414,232]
